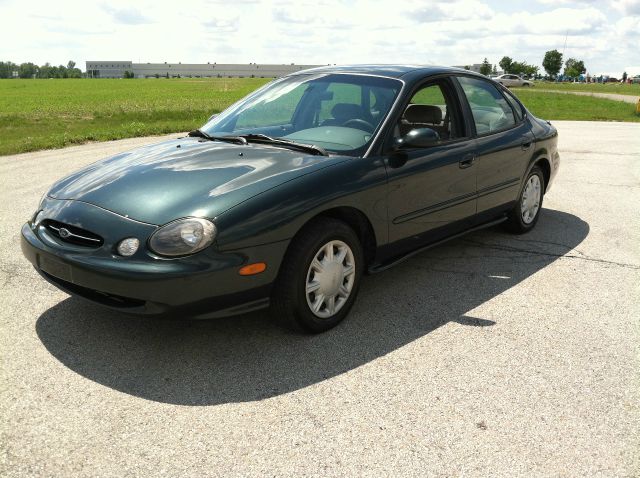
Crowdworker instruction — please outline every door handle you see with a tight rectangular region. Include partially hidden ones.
[521,141,532,151]
[459,154,476,169]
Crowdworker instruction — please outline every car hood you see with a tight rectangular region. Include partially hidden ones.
[48,137,349,225]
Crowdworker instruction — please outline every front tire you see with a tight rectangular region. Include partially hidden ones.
[270,218,364,333]
[505,165,545,234]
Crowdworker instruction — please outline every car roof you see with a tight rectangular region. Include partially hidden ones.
[287,64,479,81]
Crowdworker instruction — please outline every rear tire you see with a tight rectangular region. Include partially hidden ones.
[270,218,364,333]
[505,165,545,234]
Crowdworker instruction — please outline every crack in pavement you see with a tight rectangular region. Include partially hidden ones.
[561,150,639,157]
[558,180,640,188]
[509,237,588,256]
[461,239,640,270]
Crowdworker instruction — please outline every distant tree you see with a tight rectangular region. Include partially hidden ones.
[37,63,52,78]
[123,70,135,78]
[543,49,563,79]
[464,65,470,70]
[508,61,539,78]
[155,73,160,79]
[0,60,84,79]
[67,68,82,78]
[0,61,18,78]
[499,56,513,74]
[510,61,525,76]
[479,58,492,76]
[525,64,539,77]
[57,65,69,78]
[492,64,498,75]
[622,71,627,82]
[18,62,39,78]
[564,58,586,78]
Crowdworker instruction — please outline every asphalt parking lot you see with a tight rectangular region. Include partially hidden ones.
[1,121,638,477]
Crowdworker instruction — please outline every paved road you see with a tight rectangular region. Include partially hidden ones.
[1,122,639,477]
[534,89,640,104]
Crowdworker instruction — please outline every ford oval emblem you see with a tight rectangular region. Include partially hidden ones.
[58,228,71,238]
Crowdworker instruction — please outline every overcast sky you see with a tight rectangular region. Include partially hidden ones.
[1,0,639,75]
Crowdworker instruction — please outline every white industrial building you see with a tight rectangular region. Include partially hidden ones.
[86,61,322,78]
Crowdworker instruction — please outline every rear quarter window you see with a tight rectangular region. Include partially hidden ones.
[457,76,516,135]
[503,90,525,122]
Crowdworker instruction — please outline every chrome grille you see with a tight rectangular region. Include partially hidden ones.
[43,220,104,248]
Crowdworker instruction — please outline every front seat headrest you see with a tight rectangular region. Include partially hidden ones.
[331,103,363,121]
[404,104,443,124]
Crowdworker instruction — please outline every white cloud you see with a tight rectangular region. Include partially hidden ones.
[0,0,636,75]
[613,0,640,15]
[497,7,607,35]
[102,5,153,25]
[409,0,494,22]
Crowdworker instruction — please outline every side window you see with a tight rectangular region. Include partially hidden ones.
[397,82,460,142]
[457,76,516,135]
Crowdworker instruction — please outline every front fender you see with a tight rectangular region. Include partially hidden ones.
[215,157,389,251]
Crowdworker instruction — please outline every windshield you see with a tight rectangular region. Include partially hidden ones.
[201,73,402,156]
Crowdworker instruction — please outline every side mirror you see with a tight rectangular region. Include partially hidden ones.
[395,128,440,149]
[207,113,218,122]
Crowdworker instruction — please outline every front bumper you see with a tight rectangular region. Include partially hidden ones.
[21,200,288,318]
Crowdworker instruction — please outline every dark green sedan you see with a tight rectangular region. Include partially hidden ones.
[21,65,559,332]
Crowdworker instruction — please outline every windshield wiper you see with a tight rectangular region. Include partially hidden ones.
[188,129,247,145]
[238,134,328,156]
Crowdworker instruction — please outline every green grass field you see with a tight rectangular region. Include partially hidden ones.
[511,90,640,123]
[524,81,640,95]
[0,78,638,156]
[0,78,270,156]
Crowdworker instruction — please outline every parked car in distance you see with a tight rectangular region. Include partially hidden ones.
[494,74,534,87]
[22,65,559,333]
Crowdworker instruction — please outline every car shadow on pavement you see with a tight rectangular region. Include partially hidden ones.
[36,208,588,406]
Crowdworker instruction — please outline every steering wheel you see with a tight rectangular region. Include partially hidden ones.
[342,118,375,133]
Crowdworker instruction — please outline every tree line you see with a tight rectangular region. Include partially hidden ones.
[476,50,588,80]
[1,53,597,81]
[0,61,82,79]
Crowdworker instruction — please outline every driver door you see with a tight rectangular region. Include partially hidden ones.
[384,78,477,253]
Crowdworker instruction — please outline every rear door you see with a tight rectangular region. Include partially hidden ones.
[455,75,535,223]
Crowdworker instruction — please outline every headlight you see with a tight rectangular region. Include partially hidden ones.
[148,218,216,257]
[33,210,46,225]
[38,192,48,208]
[31,192,49,223]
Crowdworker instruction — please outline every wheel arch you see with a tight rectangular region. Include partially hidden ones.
[288,206,378,269]
[535,157,551,193]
